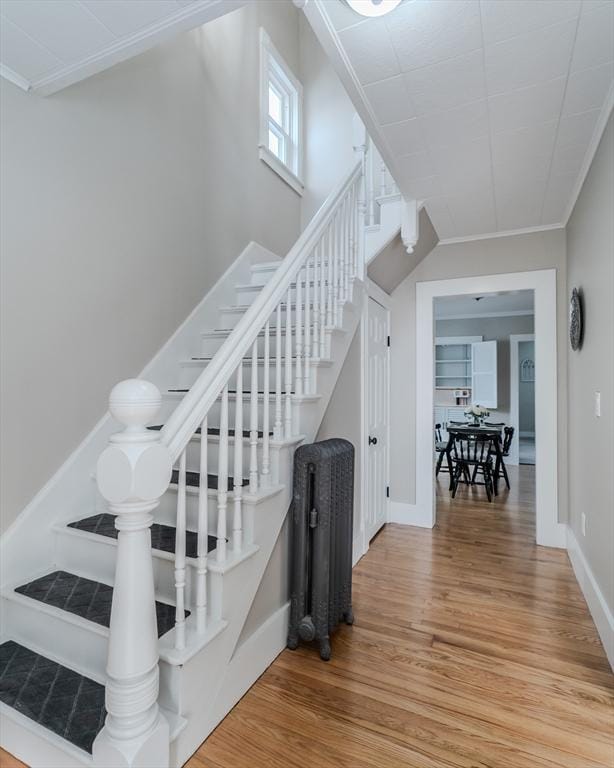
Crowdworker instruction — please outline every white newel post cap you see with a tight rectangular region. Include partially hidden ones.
[97,379,172,505]
[109,379,161,431]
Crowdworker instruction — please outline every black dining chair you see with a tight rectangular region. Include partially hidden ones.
[476,424,514,490]
[435,423,450,477]
[450,431,496,502]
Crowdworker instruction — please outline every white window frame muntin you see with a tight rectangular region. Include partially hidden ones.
[259,28,304,196]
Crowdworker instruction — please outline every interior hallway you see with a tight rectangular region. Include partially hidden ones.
[2,465,612,768]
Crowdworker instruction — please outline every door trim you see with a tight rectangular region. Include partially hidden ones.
[416,269,564,548]
[356,280,391,564]
[509,333,535,466]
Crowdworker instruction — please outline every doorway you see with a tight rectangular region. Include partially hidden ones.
[416,269,564,548]
[364,293,389,543]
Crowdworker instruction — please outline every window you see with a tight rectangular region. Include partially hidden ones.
[259,29,303,195]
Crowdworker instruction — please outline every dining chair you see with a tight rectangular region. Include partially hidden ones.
[477,424,514,490]
[450,432,496,502]
[434,423,450,476]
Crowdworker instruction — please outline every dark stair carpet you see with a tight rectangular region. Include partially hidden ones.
[14,571,187,638]
[170,470,249,491]
[148,425,271,439]
[167,388,295,395]
[68,512,216,558]
[0,640,105,754]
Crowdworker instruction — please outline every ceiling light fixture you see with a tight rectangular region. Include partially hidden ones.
[345,0,402,18]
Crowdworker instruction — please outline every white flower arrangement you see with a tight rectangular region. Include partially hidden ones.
[465,404,490,423]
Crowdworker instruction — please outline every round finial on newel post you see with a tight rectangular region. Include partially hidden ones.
[109,379,161,433]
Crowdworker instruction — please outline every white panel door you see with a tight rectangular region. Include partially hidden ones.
[472,340,498,408]
[367,297,389,540]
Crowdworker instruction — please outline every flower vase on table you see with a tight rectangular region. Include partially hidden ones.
[464,404,489,426]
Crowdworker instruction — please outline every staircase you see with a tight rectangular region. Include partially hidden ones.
[0,136,402,768]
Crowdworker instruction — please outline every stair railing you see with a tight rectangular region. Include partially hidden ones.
[93,135,400,766]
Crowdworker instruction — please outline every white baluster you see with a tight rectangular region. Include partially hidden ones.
[174,449,187,651]
[356,145,368,282]
[295,266,303,395]
[196,415,208,634]
[319,237,327,359]
[343,195,350,301]
[284,289,293,438]
[261,321,271,487]
[326,223,334,330]
[93,379,171,768]
[274,303,283,440]
[333,213,341,326]
[216,385,228,563]
[233,363,243,552]
[380,159,387,197]
[304,259,311,395]
[349,185,356,282]
[313,244,320,361]
[249,339,259,493]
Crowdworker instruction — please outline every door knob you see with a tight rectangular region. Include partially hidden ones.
[368,436,378,446]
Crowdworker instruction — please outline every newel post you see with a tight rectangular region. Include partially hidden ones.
[93,379,172,768]
[353,115,368,281]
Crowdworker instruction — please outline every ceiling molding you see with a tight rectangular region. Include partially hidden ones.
[437,223,565,246]
[0,63,30,92]
[300,0,403,192]
[2,0,246,97]
[436,310,534,321]
[562,82,614,227]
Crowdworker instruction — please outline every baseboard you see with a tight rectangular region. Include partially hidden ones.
[566,526,614,670]
[388,501,433,528]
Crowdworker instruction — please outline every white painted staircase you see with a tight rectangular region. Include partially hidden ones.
[0,138,403,768]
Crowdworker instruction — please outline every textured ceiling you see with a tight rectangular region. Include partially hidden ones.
[324,0,614,240]
[0,0,244,94]
[435,290,534,318]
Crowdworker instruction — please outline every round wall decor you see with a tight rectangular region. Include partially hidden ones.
[569,287,583,351]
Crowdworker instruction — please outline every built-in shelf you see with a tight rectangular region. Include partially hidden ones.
[435,359,471,363]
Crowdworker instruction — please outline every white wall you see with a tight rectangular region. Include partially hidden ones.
[389,229,568,513]
[435,314,535,426]
[299,13,357,227]
[0,2,357,535]
[566,111,614,614]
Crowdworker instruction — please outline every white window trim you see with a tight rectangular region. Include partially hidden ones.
[259,28,304,196]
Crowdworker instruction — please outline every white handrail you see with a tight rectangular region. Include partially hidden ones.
[160,160,362,463]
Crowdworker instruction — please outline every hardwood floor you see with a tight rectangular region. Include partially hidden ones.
[2,465,612,767]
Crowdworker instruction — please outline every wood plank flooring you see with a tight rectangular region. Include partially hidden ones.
[2,465,612,768]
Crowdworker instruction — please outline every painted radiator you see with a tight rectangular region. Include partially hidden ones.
[287,438,354,660]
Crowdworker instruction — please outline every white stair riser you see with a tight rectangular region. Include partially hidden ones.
[218,304,325,330]
[236,281,334,306]
[54,532,194,608]
[248,265,330,287]
[177,358,323,390]
[200,326,330,357]
[2,595,108,680]
[181,434,264,478]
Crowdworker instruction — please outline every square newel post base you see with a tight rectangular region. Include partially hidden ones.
[93,713,170,768]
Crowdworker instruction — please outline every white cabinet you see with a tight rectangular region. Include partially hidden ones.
[471,340,498,408]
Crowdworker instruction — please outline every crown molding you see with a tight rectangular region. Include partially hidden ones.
[0,64,30,92]
[1,0,246,97]
[437,223,565,246]
[562,82,614,226]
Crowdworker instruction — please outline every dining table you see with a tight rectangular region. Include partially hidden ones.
[443,424,505,494]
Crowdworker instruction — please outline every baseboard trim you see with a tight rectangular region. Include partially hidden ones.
[388,501,433,528]
[566,526,614,670]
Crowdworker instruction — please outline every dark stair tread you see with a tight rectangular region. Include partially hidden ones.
[68,513,216,559]
[170,469,249,491]
[14,571,188,639]
[0,640,105,754]
[148,425,272,439]
[167,388,295,395]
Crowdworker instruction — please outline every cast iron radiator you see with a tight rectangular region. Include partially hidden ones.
[287,438,354,660]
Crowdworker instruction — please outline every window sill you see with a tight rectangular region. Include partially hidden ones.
[259,145,304,196]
